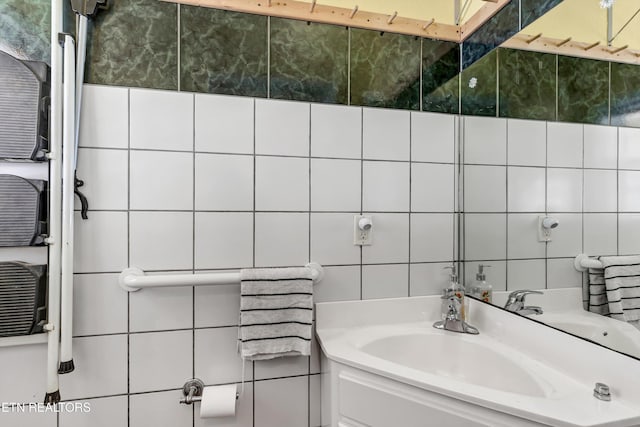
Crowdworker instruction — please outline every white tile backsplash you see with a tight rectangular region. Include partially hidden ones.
[129,211,193,271]
[507,119,546,166]
[547,122,583,167]
[507,214,546,259]
[618,127,640,170]
[195,327,252,384]
[73,273,127,336]
[619,214,640,255]
[255,99,310,156]
[547,258,582,289]
[130,89,193,151]
[74,211,128,273]
[583,124,617,169]
[195,212,254,269]
[311,158,361,211]
[463,116,506,165]
[195,282,241,328]
[310,213,361,265]
[411,112,456,163]
[409,262,453,296]
[547,213,582,258]
[464,214,506,260]
[254,376,308,427]
[584,213,618,256]
[60,335,128,400]
[130,150,194,210]
[362,161,410,212]
[410,214,454,262]
[255,213,309,267]
[362,213,409,264]
[76,148,128,210]
[310,104,361,159]
[507,167,545,212]
[547,168,582,212]
[60,396,127,427]
[363,108,410,160]
[583,169,617,212]
[130,390,192,427]
[362,264,409,299]
[313,265,361,303]
[463,165,506,212]
[79,84,129,149]
[256,156,309,211]
[195,94,254,154]
[129,283,193,332]
[195,153,254,211]
[506,259,546,291]
[619,170,640,212]
[412,163,455,212]
[129,330,193,393]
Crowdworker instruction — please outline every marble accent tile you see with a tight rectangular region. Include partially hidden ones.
[499,48,556,120]
[86,0,178,89]
[350,28,420,110]
[0,0,50,63]
[181,6,267,97]
[521,0,563,28]
[610,62,640,128]
[461,0,520,69]
[271,18,347,104]
[461,49,497,117]
[422,39,460,114]
[557,55,609,125]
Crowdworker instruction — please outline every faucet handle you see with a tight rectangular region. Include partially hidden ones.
[507,290,543,303]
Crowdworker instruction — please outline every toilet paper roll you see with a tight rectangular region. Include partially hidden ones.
[199,384,237,418]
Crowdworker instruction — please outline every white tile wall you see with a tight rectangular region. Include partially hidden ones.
[130,150,194,210]
[411,112,456,163]
[129,390,192,427]
[311,159,361,211]
[79,85,129,149]
[310,104,361,159]
[463,116,507,164]
[255,99,310,156]
[547,168,582,212]
[362,264,409,299]
[547,122,583,167]
[60,396,128,427]
[195,94,254,154]
[362,108,410,160]
[362,161,410,212]
[584,169,617,212]
[130,89,193,151]
[507,119,546,166]
[20,86,640,427]
[195,154,254,211]
[464,165,505,212]
[619,127,640,170]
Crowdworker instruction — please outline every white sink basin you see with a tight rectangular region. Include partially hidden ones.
[360,330,549,397]
[536,310,640,359]
[316,296,640,427]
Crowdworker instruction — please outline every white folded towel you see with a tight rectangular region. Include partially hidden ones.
[600,256,640,324]
[239,267,313,361]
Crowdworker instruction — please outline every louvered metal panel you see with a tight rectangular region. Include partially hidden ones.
[0,262,47,337]
[0,51,50,160]
[0,174,46,246]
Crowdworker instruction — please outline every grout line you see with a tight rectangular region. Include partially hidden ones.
[177,4,181,92]
[191,91,196,427]
[408,112,412,296]
[360,107,364,299]
[126,87,131,427]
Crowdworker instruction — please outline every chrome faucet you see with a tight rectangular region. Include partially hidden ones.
[433,295,479,335]
[504,290,543,315]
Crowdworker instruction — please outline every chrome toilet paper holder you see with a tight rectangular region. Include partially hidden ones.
[179,378,239,405]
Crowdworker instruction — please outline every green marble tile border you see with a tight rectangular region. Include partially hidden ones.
[557,55,609,125]
[610,62,640,128]
[270,18,348,104]
[85,0,178,90]
[180,6,267,97]
[350,28,421,110]
[498,48,556,121]
[461,50,497,116]
[422,39,460,115]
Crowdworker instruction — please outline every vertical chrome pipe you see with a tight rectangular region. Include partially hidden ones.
[59,33,76,375]
[45,0,63,404]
